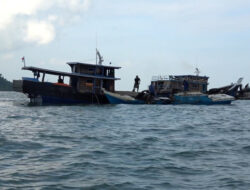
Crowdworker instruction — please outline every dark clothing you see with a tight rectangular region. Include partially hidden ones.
[133,76,140,92]
[149,84,156,96]
[183,80,189,92]
[135,76,140,85]
[58,76,63,83]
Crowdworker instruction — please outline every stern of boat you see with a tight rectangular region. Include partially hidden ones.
[13,80,23,93]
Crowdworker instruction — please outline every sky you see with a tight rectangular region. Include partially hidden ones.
[0,0,250,90]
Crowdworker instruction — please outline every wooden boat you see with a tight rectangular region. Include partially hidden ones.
[237,83,250,100]
[13,51,121,104]
[208,78,243,97]
[174,92,235,105]
[150,72,242,102]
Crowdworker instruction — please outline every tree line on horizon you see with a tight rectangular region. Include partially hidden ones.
[0,74,13,91]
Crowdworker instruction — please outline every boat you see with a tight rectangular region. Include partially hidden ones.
[102,89,145,104]
[208,78,243,97]
[13,50,121,104]
[103,88,173,104]
[238,83,250,100]
[173,92,235,105]
[150,71,241,102]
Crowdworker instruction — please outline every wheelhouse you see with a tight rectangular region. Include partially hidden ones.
[21,62,121,95]
[67,62,120,93]
[151,75,209,95]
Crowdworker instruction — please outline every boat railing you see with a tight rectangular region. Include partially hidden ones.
[152,75,209,83]
[151,75,173,81]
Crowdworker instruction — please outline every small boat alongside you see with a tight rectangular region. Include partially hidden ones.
[103,89,172,105]
[208,78,243,97]
[237,83,250,100]
[102,89,144,104]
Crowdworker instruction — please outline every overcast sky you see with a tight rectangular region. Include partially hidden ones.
[0,0,250,90]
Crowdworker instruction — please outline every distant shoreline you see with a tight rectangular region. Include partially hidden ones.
[0,74,13,91]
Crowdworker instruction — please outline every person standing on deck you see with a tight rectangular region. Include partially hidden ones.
[58,75,63,83]
[183,80,189,92]
[133,75,141,92]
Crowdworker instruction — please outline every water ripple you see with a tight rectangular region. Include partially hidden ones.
[0,93,250,189]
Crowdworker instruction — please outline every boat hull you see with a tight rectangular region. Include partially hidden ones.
[103,89,144,104]
[13,79,109,104]
[174,93,234,105]
[237,91,250,100]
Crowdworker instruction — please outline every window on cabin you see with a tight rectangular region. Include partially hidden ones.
[202,84,207,92]
[85,79,93,88]
[79,66,95,74]
[109,69,114,77]
[105,69,114,77]
[86,79,93,84]
[192,84,197,89]
[72,66,76,73]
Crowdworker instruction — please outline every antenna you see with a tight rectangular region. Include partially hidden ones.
[96,48,97,65]
[95,32,98,65]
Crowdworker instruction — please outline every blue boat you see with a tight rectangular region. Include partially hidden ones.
[103,89,145,104]
[174,92,235,105]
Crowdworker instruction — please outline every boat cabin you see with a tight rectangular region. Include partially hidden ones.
[67,62,120,93]
[21,62,121,94]
[151,75,209,95]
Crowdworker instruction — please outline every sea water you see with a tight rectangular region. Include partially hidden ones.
[0,92,250,190]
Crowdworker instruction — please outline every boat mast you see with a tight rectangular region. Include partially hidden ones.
[96,49,104,65]
[195,68,200,76]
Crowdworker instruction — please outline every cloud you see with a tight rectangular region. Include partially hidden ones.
[1,53,14,60]
[104,0,250,17]
[0,0,91,49]
[24,20,55,45]
[0,0,47,30]
[97,0,250,32]
[57,0,90,11]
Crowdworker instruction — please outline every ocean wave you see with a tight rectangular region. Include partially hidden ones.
[1,92,250,189]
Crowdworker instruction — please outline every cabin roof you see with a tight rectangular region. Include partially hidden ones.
[67,62,121,69]
[22,66,120,80]
[173,75,209,79]
[152,74,209,82]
